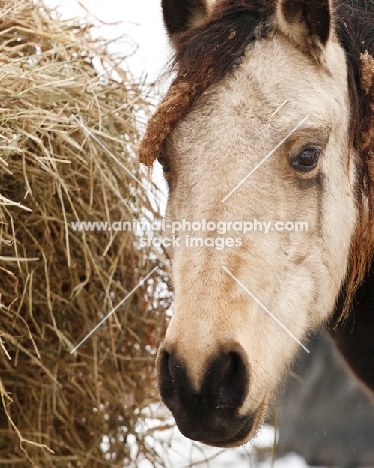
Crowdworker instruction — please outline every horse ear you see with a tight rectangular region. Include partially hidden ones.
[276,0,332,55]
[161,0,208,46]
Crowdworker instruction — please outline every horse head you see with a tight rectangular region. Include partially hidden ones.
[139,0,374,447]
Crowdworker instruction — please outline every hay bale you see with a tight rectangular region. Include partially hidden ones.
[0,1,170,466]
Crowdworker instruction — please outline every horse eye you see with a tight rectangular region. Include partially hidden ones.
[158,152,170,172]
[291,146,321,172]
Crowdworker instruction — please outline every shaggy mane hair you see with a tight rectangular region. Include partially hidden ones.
[334,0,374,317]
[138,0,275,167]
[139,0,374,318]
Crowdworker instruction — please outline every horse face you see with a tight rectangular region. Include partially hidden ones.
[153,0,357,447]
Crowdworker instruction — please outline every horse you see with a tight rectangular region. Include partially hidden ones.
[139,0,374,448]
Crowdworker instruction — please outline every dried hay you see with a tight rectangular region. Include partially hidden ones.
[0,0,171,466]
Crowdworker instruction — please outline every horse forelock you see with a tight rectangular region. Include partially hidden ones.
[138,0,276,166]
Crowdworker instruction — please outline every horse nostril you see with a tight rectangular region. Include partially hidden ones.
[158,349,173,402]
[209,350,249,409]
[158,348,190,407]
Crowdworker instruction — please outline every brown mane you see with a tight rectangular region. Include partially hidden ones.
[139,0,374,318]
[334,0,374,318]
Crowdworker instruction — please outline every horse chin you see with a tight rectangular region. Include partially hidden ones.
[201,397,269,449]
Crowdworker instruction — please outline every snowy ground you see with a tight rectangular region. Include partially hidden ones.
[133,425,320,468]
[124,405,324,468]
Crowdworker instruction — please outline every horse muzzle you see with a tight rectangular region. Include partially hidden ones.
[157,342,261,447]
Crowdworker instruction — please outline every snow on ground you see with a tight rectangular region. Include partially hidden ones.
[133,425,319,468]
[127,405,325,468]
